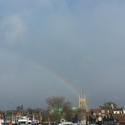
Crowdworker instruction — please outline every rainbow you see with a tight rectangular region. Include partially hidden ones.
[34,62,80,97]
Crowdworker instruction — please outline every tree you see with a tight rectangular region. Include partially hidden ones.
[46,96,72,122]
[16,104,24,111]
[100,102,120,109]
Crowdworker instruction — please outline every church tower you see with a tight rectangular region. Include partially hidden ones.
[79,89,88,111]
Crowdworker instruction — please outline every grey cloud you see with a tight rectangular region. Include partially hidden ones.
[1,1,125,108]
[0,15,26,47]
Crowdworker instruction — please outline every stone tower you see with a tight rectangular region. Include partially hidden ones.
[79,89,88,111]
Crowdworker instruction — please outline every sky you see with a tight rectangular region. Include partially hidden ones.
[0,0,125,109]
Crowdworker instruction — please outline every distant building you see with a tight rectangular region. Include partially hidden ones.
[79,89,88,111]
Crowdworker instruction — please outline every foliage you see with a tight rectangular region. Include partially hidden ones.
[46,96,72,122]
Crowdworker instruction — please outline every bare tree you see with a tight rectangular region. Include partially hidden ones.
[100,102,120,109]
[46,96,72,122]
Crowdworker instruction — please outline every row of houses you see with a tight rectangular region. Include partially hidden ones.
[0,110,43,124]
